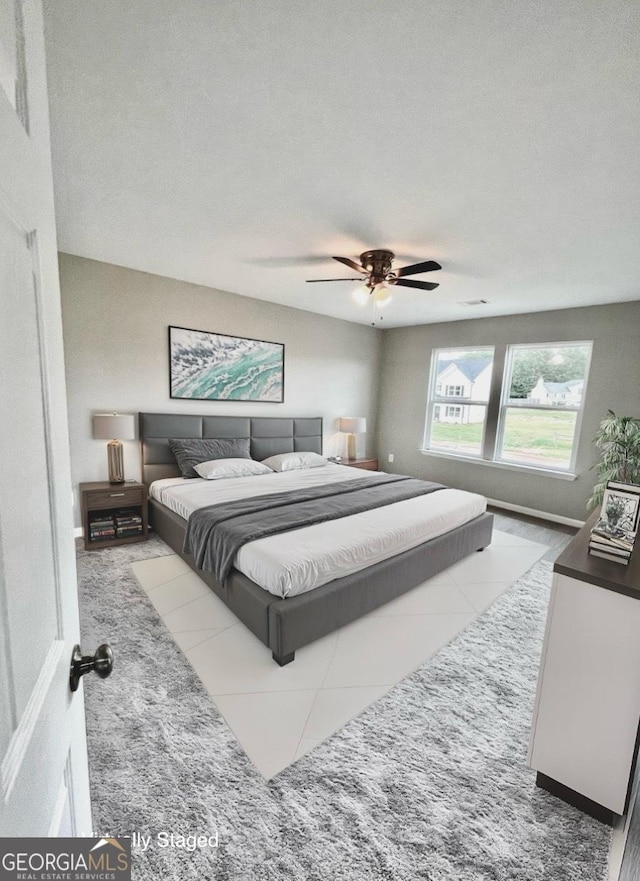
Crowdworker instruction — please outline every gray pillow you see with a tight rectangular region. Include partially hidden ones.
[168,437,250,479]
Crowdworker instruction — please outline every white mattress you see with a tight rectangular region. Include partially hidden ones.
[149,464,487,598]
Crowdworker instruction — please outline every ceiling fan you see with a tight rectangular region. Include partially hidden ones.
[306,249,441,307]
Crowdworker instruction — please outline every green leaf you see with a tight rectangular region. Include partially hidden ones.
[588,411,640,512]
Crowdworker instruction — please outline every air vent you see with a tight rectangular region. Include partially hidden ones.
[459,299,490,306]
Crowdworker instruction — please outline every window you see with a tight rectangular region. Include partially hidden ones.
[425,347,494,457]
[424,341,593,475]
[496,343,592,471]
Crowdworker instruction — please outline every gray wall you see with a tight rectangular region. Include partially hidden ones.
[60,254,381,526]
[377,302,640,522]
[60,253,640,526]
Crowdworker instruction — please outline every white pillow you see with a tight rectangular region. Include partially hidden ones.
[194,458,273,480]
[260,452,327,473]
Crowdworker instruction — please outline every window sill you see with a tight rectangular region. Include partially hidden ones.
[418,448,578,481]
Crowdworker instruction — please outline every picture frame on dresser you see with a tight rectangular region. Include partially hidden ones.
[168,325,285,403]
[598,485,640,535]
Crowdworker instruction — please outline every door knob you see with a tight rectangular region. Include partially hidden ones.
[69,643,114,692]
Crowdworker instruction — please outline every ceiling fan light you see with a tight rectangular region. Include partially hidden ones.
[352,285,370,305]
[373,283,392,307]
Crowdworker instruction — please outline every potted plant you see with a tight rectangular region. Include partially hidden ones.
[587,410,640,509]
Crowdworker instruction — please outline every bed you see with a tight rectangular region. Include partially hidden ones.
[140,412,494,665]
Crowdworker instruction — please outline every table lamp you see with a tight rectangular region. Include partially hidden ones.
[338,416,366,461]
[92,413,136,484]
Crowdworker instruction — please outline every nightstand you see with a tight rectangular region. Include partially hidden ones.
[340,458,379,471]
[80,481,149,550]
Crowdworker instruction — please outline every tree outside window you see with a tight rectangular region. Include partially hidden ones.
[424,341,592,474]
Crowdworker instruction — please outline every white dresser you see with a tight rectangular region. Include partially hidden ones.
[528,514,640,824]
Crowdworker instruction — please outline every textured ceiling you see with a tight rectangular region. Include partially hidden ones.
[44,0,640,327]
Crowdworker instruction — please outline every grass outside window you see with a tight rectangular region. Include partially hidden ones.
[430,422,483,456]
[499,409,577,470]
[431,410,578,469]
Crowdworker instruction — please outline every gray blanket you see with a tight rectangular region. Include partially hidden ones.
[183,472,446,584]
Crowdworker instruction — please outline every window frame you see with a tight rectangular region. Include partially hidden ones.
[494,341,593,474]
[423,340,593,477]
[424,346,495,460]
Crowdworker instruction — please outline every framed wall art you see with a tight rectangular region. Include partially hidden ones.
[168,325,284,402]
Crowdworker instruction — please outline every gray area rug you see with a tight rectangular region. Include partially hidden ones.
[77,537,610,880]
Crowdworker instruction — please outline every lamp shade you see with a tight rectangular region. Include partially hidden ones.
[92,413,136,441]
[338,417,366,434]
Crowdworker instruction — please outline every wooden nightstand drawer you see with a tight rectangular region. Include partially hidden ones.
[87,488,143,509]
[340,458,379,471]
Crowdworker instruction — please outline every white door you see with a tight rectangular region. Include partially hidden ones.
[0,0,93,836]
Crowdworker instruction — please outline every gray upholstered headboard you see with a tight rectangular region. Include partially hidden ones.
[139,412,323,485]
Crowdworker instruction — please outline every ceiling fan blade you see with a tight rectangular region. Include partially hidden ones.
[306,277,364,283]
[332,255,367,274]
[395,260,442,278]
[393,278,440,291]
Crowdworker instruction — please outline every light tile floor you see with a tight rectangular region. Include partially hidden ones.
[130,519,630,881]
[131,528,547,780]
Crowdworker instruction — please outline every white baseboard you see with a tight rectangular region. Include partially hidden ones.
[486,497,585,529]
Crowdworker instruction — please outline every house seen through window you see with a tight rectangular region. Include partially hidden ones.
[424,342,593,473]
[497,343,592,471]
[427,348,494,457]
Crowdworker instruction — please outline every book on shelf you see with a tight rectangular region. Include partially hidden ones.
[588,540,630,558]
[589,525,636,551]
[588,548,630,565]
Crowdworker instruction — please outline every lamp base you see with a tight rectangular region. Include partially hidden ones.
[347,434,356,460]
[107,439,125,484]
